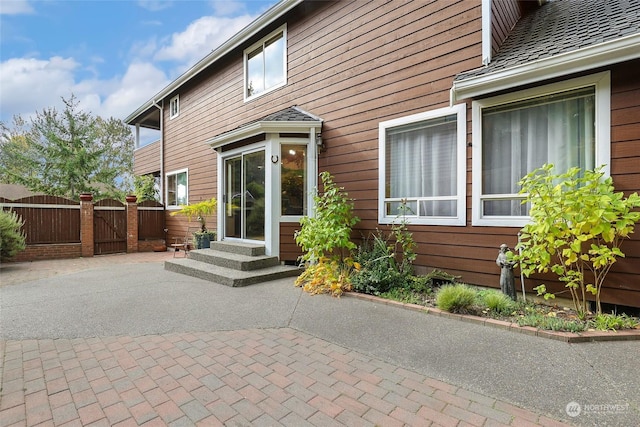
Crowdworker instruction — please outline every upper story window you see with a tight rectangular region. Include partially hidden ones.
[166,168,188,208]
[245,25,287,101]
[379,104,467,226]
[169,95,179,119]
[472,72,611,227]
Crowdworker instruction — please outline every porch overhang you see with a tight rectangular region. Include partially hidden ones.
[206,106,323,150]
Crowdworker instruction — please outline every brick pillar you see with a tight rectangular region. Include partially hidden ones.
[126,195,138,253]
[79,193,94,258]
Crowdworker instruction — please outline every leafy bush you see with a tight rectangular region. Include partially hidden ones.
[294,172,360,296]
[479,290,516,315]
[423,269,459,288]
[0,210,26,261]
[435,284,477,313]
[589,313,639,331]
[380,287,423,305]
[515,164,640,319]
[351,231,407,295]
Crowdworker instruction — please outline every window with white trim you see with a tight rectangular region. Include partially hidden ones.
[169,95,179,119]
[245,25,286,100]
[379,104,467,226]
[166,169,188,208]
[472,72,611,226]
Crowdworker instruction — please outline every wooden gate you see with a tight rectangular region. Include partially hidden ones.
[94,199,127,255]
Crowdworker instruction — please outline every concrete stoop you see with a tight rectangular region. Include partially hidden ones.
[164,241,302,287]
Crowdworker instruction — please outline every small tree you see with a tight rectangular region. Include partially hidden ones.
[294,171,360,296]
[515,164,640,318]
[170,198,217,232]
[0,210,26,261]
[134,175,159,202]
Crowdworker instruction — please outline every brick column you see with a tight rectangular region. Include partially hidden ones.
[79,193,94,258]
[126,195,138,253]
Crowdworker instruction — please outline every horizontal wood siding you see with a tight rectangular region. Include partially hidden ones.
[280,222,302,263]
[149,0,640,306]
[134,141,161,175]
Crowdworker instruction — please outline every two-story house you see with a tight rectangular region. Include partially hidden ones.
[128,0,640,308]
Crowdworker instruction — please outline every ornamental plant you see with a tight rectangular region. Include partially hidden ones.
[0,210,26,261]
[514,164,640,319]
[294,171,360,295]
[170,197,217,232]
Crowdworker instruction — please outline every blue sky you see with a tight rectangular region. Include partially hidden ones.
[0,0,276,128]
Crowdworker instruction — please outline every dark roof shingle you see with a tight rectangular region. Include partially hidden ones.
[456,0,640,82]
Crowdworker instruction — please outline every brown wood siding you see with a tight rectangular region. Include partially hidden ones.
[491,0,521,55]
[280,222,302,263]
[141,0,640,306]
[134,141,161,175]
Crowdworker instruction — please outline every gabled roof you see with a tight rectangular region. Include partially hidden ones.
[125,0,303,127]
[451,0,640,103]
[207,106,323,149]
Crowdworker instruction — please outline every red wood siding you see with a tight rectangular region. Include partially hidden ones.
[491,0,521,55]
[134,141,161,176]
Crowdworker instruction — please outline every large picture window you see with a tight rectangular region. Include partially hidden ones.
[166,169,188,208]
[379,105,466,226]
[245,25,286,100]
[472,72,611,226]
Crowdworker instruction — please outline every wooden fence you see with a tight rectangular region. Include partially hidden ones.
[0,195,165,262]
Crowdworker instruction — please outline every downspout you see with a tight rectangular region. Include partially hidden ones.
[152,100,164,203]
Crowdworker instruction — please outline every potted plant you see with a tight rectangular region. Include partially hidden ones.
[170,197,217,249]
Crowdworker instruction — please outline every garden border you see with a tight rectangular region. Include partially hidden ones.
[345,292,640,343]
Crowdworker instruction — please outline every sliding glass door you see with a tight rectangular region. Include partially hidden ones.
[224,150,265,241]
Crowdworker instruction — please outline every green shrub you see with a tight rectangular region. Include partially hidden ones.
[479,290,516,315]
[379,287,423,305]
[435,284,477,313]
[351,231,408,295]
[589,313,639,331]
[0,210,26,261]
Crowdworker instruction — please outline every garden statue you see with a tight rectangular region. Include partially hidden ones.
[496,244,517,300]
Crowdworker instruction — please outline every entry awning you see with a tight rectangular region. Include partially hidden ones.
[207,106,323,150]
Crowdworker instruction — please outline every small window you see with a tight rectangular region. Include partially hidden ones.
[169,95,179,119]
[281,145,307,217]
[472,72,611,226]
[166,169,188,208]
[245,25,286,100]
[379,104,467,226]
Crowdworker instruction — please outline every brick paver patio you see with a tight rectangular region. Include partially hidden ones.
[0,328,571,426]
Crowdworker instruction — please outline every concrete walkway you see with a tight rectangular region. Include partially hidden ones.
[1,253,638,426]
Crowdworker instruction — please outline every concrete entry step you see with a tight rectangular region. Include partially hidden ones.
[188,249,280,271]
[164,258,301,287]
[165,240,301,286]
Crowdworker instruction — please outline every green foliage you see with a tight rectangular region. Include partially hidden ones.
[295,171,359,263]
[0,210,26,261]
[589,313,639,331]
[390,201,416,275]
[515,164,640,319]
[423,269,460,288]
[351,231,408,295]
[435,284,477,313]
[478,290,516,315]
[0,95,135,200]
[133,175,159,202]
[516,313,587,333]
[170,198,217,232]
[294,257,358,297]
[379,287,423,305]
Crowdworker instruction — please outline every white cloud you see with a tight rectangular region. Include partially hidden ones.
[210,0,245,16]
[154,15,254,67]
[0,0,34,15]
[0,56,168,122]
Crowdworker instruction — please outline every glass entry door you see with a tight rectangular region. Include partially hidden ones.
[224,150,265,241]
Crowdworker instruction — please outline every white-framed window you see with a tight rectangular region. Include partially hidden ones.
[281,144,307,217]
[472,71,611,227]
[166,168,188,208]
[244,25,287,101]
[169,95,179,119]
[379,104,467,226]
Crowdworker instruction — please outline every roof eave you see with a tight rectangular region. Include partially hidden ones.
[125,0,304,125]
[207,120,322,150]
[451,32,640,104]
